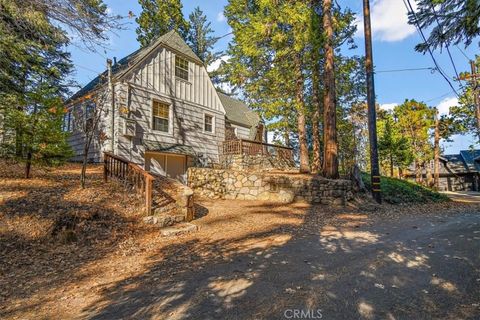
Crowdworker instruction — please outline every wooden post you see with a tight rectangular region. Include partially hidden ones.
[470,60,480,138]
[103,156,108,182]
[363,0,381,203]
[145,176,152,215]
[434,108,440,190]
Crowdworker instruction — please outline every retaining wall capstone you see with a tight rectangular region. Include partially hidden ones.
[188,168,354,205]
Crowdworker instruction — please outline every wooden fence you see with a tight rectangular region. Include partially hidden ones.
[103,152,155,214]
[221,139,293,161]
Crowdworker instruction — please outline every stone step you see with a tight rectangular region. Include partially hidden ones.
[143,214,185,227]
[153,202,177,215]
[160,223,198,237]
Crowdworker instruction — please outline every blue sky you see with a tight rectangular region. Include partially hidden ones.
[68,0,479,154]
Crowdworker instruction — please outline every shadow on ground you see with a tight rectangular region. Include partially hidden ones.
[78,201,480,319]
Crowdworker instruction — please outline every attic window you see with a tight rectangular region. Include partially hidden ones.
[175,56,189,81]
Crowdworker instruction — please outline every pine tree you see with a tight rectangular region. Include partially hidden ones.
[410,0,480,53]
[186,7,221,67]
[136,0,189,47]
[394,99,434,183]
[377,110,412,177]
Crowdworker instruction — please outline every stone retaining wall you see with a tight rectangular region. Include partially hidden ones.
[188,168,354,205]
[220,154,295,170]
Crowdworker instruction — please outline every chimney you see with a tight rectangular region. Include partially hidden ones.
[113,57,117,65]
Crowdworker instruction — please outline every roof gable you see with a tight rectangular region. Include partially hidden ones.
[68,30,203,102]
[217,92,260,128]
[459,149,480,172]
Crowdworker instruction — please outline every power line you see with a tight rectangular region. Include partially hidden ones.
[455,45,471,61]
[429,3,463,88]
[403,0,459,97]
[375,67,435,73]
[424,91,451,103]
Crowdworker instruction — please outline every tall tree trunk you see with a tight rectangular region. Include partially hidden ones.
[426,162,433,187]
[434,108,440,190]
[311,62,322,174]
[25,150,32,179]
[322,0,338,178]
[284,117,290,147]
[389,152,394,177]
[294,54,310,173]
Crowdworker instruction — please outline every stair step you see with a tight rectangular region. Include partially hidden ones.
[143,214,185,227]
[160,223,198,237]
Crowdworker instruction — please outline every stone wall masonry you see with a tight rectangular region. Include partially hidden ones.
[220,154,296,170]
[188,168,354,205]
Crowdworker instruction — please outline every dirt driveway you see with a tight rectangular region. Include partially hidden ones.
[442,191,480,203]
[1,164,479,320]
[74,201,479,320]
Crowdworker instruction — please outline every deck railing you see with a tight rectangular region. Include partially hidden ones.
[221,139,293,161]
[103,152,155,214]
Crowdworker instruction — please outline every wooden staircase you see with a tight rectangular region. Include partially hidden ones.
[103,153,195,230]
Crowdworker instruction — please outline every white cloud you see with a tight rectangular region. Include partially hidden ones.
[207,55,230,73]
[379,103,398,111]
[356,0,416,42]
[436,97,458,115]
[217,11,226,22]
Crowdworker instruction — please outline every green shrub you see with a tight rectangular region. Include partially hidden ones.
[361,174,449,204]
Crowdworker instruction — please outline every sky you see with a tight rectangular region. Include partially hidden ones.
[67,0,479,154]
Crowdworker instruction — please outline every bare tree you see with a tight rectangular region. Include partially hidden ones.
[72,85,109,188]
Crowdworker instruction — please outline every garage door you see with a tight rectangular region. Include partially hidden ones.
[165,154,186,181]
[145,153,186,182]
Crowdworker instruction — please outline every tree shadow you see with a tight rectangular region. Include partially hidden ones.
[77,201,479,319]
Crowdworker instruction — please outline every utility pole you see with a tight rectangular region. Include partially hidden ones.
[469,60,480,137]
[363,0,381,203]
[433,107,440,190]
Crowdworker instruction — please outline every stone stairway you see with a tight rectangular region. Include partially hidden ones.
[143,175,197,234]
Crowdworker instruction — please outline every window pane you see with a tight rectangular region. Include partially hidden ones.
[175,56,189,81]
[204,115,213,132]
[153,117,169,132]
[153,101,169,119]
[153,101,169,132]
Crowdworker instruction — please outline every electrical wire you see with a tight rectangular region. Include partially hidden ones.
[455,45,471,61]
[403,0,459,97]
[429,3,463,88]
[375,67,435,73]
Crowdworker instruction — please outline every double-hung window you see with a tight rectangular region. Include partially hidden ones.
[204,114,214,133]
[153,101,170,133]
[175,56,189,81]
[85,103,95,131]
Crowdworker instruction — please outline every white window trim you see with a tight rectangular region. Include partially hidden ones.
[151,99,173,136]
[203,112,215,134]
[175,55,190,83]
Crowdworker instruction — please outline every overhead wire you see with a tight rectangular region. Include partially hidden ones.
[429,3,463,88]
[403,0,459,97]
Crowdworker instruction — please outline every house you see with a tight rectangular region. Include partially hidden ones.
[65,30,264,182]
[407,150,480,191]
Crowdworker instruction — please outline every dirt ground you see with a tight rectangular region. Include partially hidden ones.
[1,163,479,319]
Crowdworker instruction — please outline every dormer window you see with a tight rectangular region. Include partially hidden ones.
[175,56,189,81]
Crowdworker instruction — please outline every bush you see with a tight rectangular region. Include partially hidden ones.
[362,174,449,204]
